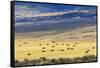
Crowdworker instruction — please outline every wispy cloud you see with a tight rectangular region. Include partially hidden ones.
[15,1,97,20]
[15,9,96,19]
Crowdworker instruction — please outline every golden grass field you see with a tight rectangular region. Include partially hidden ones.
[15,26,97,62]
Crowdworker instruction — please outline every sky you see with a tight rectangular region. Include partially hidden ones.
[15,1,96,18]
[14,1,97,33]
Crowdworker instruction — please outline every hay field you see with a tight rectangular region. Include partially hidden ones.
[15,26,97,62]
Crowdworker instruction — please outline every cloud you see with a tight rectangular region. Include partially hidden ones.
[15,9,95,20]
[15,5,96,27]
[15,22,34,26]
[15,2,96,21]
[73,16,81,20]
[15,4,56,19]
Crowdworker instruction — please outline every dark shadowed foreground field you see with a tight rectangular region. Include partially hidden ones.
[15,55,97,67]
